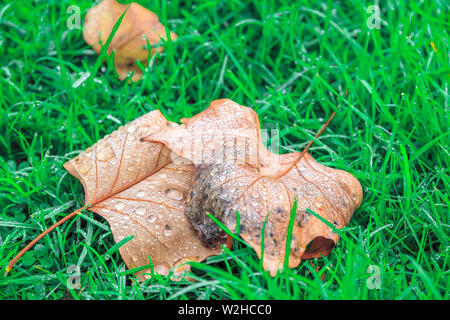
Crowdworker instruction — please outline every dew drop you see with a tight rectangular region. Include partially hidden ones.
[165,188,183,201]
[135,206,146,215]
[163,224,172,236]
[147,214,156,223]
[127,125,137,133]
[154,264,169,275]
[97,144,115,161]
[115,202,125,210]
[136,190,146,198]
[78,162,93,175]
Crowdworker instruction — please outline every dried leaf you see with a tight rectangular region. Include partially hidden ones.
[64,110,221,279]
[146,99,363,276]
[83,0,177,81]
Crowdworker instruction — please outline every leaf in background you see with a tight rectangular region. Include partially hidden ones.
[64,110,222,279]
[146,99,363,276]
[83,0,177,81]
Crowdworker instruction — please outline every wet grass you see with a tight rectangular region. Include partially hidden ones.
[0,0,448,299]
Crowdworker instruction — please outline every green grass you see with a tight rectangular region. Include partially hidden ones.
[0,0,448,300]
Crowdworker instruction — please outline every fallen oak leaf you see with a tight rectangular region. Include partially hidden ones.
[145,99,363,276]
[6,100,360,279]
[83,0,177,81]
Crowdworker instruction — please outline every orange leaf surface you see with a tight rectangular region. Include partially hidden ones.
[64,110,221,279]
[146,99,363,276]
[83,0,177,81]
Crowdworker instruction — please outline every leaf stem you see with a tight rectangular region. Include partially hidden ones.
[5,204,90,275]
[275,111,336,179]
[299,111,336,157]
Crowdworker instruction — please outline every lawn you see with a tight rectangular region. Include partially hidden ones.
[0,0,448,300]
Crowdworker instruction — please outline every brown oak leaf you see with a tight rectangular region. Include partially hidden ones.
[145,99,363,276]
[63,110,222,279]
[83,0,177,81]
